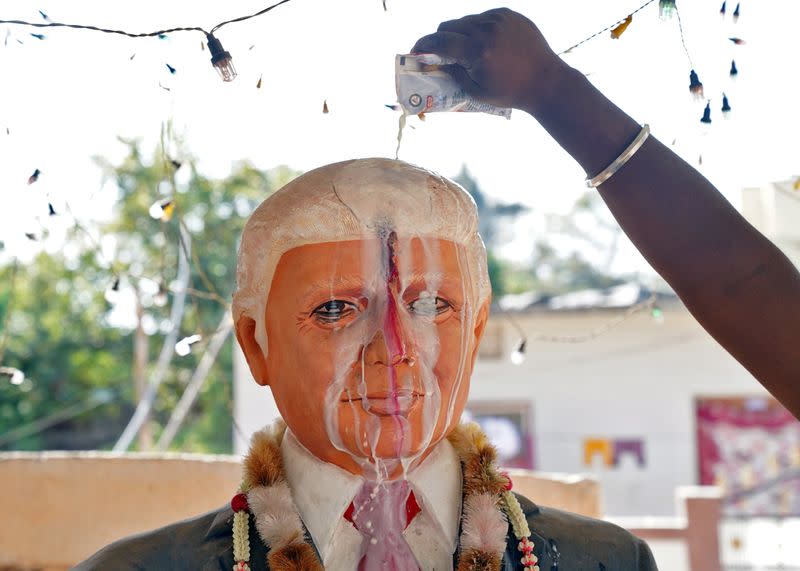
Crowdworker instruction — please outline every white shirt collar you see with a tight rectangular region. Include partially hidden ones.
[281,430,462,562]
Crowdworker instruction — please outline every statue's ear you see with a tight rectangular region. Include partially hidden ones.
[469,298,491,366]
[235,315,270,386]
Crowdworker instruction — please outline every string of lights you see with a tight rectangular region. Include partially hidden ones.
[504,294,660,365]
[0,0,297,81]
[5,131,229,428]
[2,0,742,120]
[558,0,658,55]
[529,294,659,343]
[556,0,746,125]
[674,4,694,68]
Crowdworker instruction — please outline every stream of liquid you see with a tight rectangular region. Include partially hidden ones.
[394,112,407,160]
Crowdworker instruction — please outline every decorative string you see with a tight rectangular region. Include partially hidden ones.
[674,4,694,68]
[0,0,296,39]
[0,19,206,37]
[558,0,658,55]
[210,0,294,34]
[524,293,657,344]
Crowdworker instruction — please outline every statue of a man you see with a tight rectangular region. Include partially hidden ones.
[77,158,656,570]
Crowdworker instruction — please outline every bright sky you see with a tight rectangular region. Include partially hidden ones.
[1,0,798,273]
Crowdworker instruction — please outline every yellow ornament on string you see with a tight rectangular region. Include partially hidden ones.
[610,15,633,39]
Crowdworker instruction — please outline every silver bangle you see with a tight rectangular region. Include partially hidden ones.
[585,124,650,188]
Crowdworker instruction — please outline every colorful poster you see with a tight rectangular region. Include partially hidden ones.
[582,438,646,468]
[696,397,800,516]
[464,401,534,469]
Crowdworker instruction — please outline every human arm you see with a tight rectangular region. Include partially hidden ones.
[413,8,800,417]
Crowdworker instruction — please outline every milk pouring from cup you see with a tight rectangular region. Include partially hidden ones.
[394,53,512,118]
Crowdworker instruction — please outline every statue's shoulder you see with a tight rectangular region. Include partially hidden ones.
[72,506,233,571]
[514,493,658,571]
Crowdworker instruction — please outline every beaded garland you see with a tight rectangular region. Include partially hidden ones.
[231,421,539,571]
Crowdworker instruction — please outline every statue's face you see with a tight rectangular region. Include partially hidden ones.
[262,235,487,476]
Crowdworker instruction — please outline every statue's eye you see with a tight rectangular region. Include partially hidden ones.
[409,296,451,318]
[312,300,357,323]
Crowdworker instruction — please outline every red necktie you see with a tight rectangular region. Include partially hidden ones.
[344,480,422,571]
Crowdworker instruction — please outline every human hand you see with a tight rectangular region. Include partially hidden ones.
[411,8,566,113]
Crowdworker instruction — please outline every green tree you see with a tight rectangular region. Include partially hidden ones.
[0,137,299,453]
[0,247,132,450]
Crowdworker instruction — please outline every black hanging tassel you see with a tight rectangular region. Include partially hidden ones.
[701,101,712,124]
[48,202,57,216]
[720,1,726,15]
[733,3,740,22]
[689,69,704,98]
[721,94,731,115]
[730,60,738,77]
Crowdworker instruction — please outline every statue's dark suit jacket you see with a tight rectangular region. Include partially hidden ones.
[74,494,658,570]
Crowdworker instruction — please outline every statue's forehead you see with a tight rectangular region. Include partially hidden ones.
[275,237,467,262]
[271,238,468,288]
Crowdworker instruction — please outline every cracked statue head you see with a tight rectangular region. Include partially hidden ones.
[233,158,491,478]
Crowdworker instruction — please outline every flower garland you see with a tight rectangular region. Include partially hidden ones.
[231,420,539,571]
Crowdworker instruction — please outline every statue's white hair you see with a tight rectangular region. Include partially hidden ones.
[232,158,490,357]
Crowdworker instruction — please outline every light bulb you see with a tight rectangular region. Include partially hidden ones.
[104,277,121,304]
[0,366,25,385]
[148,200,174,221]
[175,334,202,356]
[207,34,236,82]
[651,305,665,324]
[510,339,527,365]
[658,0,676,20]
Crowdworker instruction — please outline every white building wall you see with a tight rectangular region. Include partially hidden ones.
[742,179,800,266]
[232,343,280,455]
[470,306,766,517]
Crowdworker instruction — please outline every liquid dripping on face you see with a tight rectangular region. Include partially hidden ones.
[380,230,407,458]
[321,230,474,483]
[394,112,407,160]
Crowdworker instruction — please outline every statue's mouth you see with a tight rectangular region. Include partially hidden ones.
[340,390,422,416]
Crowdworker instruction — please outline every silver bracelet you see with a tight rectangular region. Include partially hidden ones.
[585,124,650,188]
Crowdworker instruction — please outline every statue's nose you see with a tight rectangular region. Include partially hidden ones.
[363,295,416,367]
[364,329,412,366]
